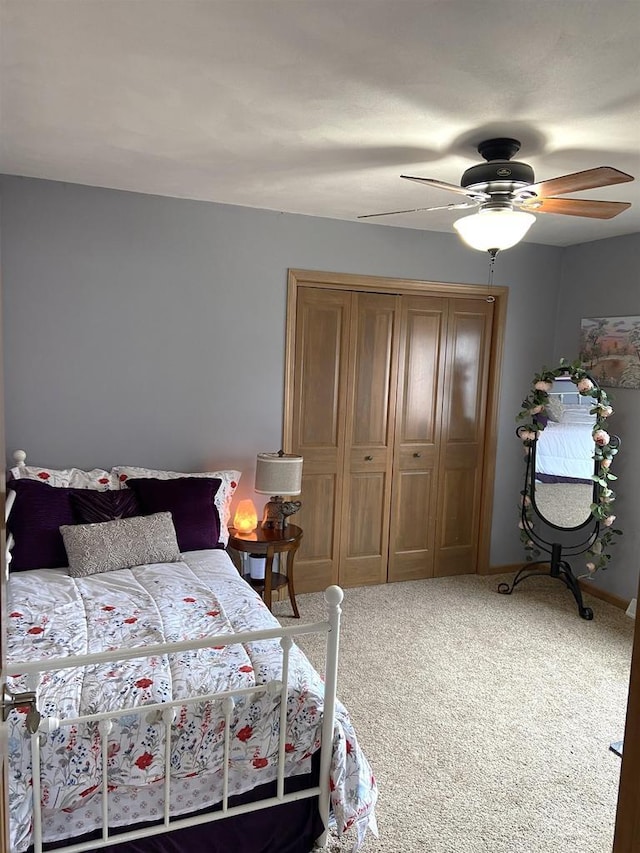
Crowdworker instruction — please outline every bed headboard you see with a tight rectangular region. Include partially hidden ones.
[4,449,26,576]
[4,449,242,578]
[548,379,592,407]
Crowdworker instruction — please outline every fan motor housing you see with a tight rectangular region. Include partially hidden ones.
[461,160,535,189]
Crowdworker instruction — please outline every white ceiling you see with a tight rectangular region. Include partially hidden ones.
[1,0,639,247]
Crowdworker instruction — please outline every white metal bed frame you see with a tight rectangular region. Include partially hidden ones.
[4,452,343,853]
[547,379,593,407]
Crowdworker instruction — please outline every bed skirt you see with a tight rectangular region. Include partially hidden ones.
[35,753,324,853]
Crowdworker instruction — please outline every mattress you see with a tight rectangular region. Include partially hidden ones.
[535,419,595,482]
[7,548,377,851]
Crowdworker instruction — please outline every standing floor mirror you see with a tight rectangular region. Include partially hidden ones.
[499,360,621,619]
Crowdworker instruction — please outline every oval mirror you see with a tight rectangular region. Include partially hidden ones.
[509,361,621,617]
[531,376,597,529]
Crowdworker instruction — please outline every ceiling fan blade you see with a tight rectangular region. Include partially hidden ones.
[520,197,631,219]
[400,175,489,199]
[357,202,477,220]
[522,166,634,199]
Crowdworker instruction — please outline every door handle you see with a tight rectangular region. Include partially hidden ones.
[364,455,373,461]
[2,684,41,734]
[413,452,422,458]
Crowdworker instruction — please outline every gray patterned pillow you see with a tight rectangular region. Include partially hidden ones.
[60,512,181,577]
[545,396,565,423]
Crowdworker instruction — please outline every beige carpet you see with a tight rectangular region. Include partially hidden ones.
[274,573,634,853]
[534,482,594,528]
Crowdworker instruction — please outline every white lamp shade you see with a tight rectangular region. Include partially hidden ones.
[255,452,303,496]
[453,208,536,251]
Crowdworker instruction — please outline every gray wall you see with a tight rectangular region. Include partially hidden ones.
[554,233,640,601]
[0,174,568,575]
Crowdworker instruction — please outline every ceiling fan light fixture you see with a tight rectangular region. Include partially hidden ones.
[453,207,536,252]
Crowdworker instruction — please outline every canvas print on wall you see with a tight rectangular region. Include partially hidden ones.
[580,316,640,389]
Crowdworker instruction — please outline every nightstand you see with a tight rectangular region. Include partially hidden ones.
[228,524,303,618]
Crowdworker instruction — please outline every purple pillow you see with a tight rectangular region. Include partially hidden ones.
[71,490,140,524]
[125,477,222,552]
[7,479,76,571]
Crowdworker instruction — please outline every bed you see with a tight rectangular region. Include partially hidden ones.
[5,453,378,853]
[535,388,597,484]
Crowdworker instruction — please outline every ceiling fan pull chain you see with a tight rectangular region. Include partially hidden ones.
[485,248,498,302]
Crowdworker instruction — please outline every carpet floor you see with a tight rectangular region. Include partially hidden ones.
[274,573,634,853]
[533,482,593,528]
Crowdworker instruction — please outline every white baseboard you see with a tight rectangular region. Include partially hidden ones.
[626,598,636,619]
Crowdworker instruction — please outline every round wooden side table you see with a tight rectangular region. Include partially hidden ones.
[228,524,303,618]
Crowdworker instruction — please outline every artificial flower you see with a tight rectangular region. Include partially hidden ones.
[577,377,594,393]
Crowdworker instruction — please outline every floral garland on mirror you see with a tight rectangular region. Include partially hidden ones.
[516,358,621,575]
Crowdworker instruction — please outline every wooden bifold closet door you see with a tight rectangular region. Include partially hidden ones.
[388,295,445,583]
[286,275,496,593]
[341,292,399,588]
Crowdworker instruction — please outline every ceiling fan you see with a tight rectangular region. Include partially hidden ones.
[358,138,634,251]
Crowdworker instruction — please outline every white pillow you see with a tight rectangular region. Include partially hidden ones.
[9,464,115,490]
[562,405,596,424]
[112,465,241,546]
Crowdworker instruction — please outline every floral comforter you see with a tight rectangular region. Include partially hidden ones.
[7,549,377,852]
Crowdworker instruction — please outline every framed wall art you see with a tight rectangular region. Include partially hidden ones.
[580,316,640,389]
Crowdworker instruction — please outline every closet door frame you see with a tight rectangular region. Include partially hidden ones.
[283,269,508,577]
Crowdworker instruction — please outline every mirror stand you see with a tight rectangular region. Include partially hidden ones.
[499,544,595,621]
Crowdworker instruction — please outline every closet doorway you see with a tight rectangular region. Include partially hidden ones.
[283,270,507,594]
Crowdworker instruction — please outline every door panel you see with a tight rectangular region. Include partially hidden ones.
[296,296,344,449]
[293,471,336,593]
[440,467,475,547]
[448,314,486,443]
[434,300,493,577]
[344,471,388,586]
[388,297,446,582]
[347,474,387,556]
[352,308,394,447]
[394,470,433,544]
[291,288,351,590]
[340,293,398,587]
[402,309,443,442]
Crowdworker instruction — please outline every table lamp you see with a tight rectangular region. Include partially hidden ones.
[255,450,303,530]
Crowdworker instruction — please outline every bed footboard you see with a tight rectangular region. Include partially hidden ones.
[5,587,343,853]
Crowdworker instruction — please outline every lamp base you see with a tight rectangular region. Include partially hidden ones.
[261,496,302,531]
